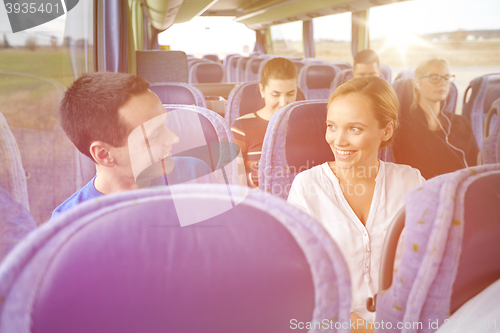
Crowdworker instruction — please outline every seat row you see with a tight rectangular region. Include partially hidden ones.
[0,161,498,332]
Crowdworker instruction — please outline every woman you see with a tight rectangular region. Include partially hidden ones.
[393,58,478,179]
[287,76,425,324]
[231,57,298,187]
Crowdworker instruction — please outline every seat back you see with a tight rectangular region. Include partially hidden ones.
[0,184,351,333]
[228,55,242,82]
[224,53,239,82]
[0,186,36,262]
[480,98,500,164]
[0,112,29,210]
[164,104,240,185]
[259,100,332,199]
[245,57,267,81]
[394,67,416,81]
[224,82,306,127]
[298,63,340,99]
[236,57,251,82]
[189,61,225,84]
[375,164,500,332]
[380,64,392,83]
[150,82,207,107]
[330,68,353,93]
[392,77,458,117]
[202,53,220,63]
[462,73,500,148]
[11,125,96,225]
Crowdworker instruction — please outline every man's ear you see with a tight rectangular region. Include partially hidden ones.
[89,141,116,167]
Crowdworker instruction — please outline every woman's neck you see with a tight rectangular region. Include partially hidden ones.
[329,160,379,184]
[418,98,441,131]
[256,106,275,121]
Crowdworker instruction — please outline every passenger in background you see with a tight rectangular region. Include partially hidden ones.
[231,57,298,187]
[393,58,478,179]
[287,77,425,326]
[51,72,213,219]
[352,49,381,78]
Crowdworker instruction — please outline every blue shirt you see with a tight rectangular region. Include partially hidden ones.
[51,156,213,219]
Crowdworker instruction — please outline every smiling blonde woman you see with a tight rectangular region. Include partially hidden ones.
[287,76,425,324]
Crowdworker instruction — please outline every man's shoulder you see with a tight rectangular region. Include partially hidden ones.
[50,177,102,220]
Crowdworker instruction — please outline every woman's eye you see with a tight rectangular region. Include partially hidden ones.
[351,127,361,132]
[327,125,336,131]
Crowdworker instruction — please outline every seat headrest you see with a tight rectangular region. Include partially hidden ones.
[306,65,337,89]
[484,75,500,114]
[195,63,224,83]
[149,84,197,105]
[136,51,188,83]
[285,102,333,171]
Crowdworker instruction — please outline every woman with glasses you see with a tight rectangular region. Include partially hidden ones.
[393,58,478,179]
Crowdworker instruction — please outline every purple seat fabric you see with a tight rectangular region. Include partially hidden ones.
[480,98,500,164]
[202,53,220,63]
[224,53,239,82]
[10,125,96,225]
[236,56,251,82]
[163,104,240,185]
[330,68,353,93]
[0,184,352,333]
[245,57,267,82]
[0,186,36,262]
[150,82,207,108]
[394,68,416,82]
[462,73,500,148]
[375,164,500,333]
[298,63,340,99]
[330,62,352,71]
[330,66,392,93]
[227,55,242,82]
[392,77,458,117]
[224,81,306,127]
[189,61,225,84]
[259,100,331,199]
[0,112,29,210]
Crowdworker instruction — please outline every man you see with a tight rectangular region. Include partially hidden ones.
[52,72,213,218]
[352,49,381,78]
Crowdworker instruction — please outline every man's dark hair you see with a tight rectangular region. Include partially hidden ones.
[59,72,150,161]
[353,49,380,67]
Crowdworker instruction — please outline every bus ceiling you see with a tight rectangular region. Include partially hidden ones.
[140,0,408,30]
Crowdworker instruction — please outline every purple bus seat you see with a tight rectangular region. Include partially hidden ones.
[0,112,29,210]
[298,63,341,99]
[236,56,251,82]
[462,73,500,148]
[0,186,36,262]
[0,184,352,333]
[259,100,330,199]
[392,77,458,118]
[164,104,240,185]
[245,57,267,82]
[394,67,416,82]
[330,68,353,93]
[189,61,225,84]
[202,53,220,63]
[380,64,392,83]
[480,98,500,164]
[228,55,242,82]
[149,82,207,108]
[292,60,305,74]
[10,125,95,225]
[224,81,306,127]
[372,164,500,332]
[330,61,352,71]
[330,66,392,93]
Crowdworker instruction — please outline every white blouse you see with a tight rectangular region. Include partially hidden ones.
[287,161,425,322]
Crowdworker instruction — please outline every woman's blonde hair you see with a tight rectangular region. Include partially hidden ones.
[327,76,399,148]
[260,57,298,87]
[411,57,450,112]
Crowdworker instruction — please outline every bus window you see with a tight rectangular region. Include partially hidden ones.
[369,0,500,113]
[270,21,304,58]
[0,0,94,130]
[313,12,352,63]
[158,17,255,59]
